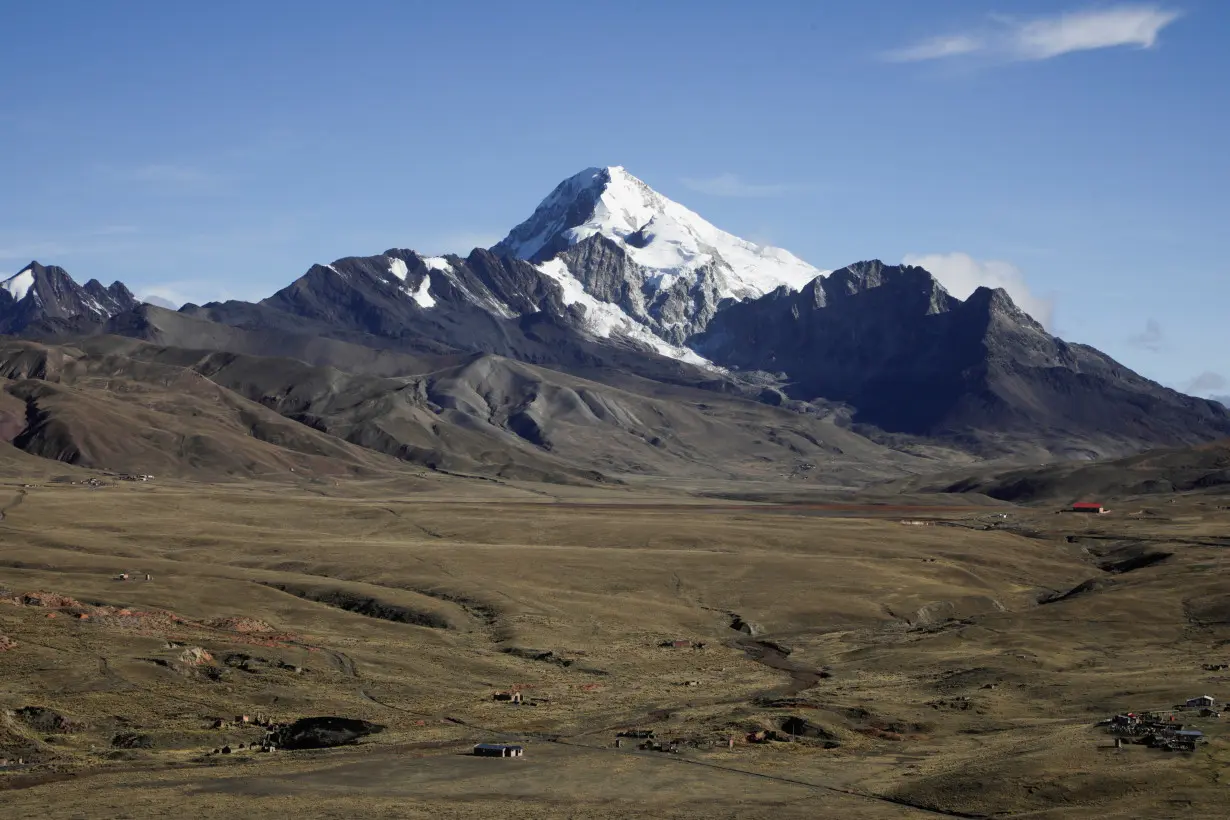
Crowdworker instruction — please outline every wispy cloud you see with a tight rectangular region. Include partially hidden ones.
[0,240,71,262]
[0,226,144,264]
[680,173,797,198]
[98,163,227,193]
[87,225,141,237]
[136,278,268,307]
[1185,371,1227,395]
[139,293,181,310]
[884,34,984,63]
[902,251,1054,329]
[883,5,1182,63]
[1128,318,1165,352]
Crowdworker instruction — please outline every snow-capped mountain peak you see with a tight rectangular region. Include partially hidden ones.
[491,166,827,346]
[0,261,140,334]
[494,166,826,301]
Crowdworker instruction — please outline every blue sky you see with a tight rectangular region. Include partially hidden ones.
[2,1,1226,397]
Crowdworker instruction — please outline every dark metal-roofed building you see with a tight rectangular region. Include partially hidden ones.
[473,743,524,757]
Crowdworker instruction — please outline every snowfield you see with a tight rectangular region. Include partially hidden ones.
[500,166,827,301]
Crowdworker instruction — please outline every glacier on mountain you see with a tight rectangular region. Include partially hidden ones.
[536,258,711,367]
[492,166,828,349]
[496,166,826,300]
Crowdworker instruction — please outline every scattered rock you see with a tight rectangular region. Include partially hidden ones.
[15,707,79,734]
[20,591,83,609]
[111,732,154,749]
[0,635,17,651]
[200,666,226,681]
[268,717,385,750]
[207,616,278,634]
[179,647,214,666]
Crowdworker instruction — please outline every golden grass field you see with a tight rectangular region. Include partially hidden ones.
[3,471,1230,818]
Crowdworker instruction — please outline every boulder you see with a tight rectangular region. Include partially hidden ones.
[730,615,763,636]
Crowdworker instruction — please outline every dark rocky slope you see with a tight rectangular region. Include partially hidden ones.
[693,261,1230,458]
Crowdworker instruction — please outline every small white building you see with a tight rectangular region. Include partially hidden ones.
[1186,695,1216,709]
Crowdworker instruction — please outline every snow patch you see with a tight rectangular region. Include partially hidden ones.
[387,257,409,282]
[1,269,35,302]
[536,258,714,368]
[422,257,453,273]
[407,274,435,308]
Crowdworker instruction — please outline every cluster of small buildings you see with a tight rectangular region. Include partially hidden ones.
[1104,697,1217,753]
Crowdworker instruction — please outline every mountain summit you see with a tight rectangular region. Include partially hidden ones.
[492,166,827,343]
[0,261,137,335]
[5,167,1229,463]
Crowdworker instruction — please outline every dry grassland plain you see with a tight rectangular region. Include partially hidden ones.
[2,474,1230,818]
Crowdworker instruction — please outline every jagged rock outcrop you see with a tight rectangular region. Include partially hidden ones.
[1,262,137,335]
[694,261,1230,456]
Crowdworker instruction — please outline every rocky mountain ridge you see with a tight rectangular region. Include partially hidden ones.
[1,261,138,335]
[3,166,1228,470]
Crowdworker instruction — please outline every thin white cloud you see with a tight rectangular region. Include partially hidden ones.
[88,225,141,236]
[680,173,796,198]
[135,278,267,307]
[0,240,71,262]
[1128,318,1165,352]
[1185,371,1227,395]
[883,34,984,63]
[883,5,1182,63]
[902,251,1054,329]
[140,294,180,310]
[0,227,145,263]
[98,163,226,193]
[1010,6,1181,59]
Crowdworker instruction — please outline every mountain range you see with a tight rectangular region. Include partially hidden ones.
[2,166,1227,484]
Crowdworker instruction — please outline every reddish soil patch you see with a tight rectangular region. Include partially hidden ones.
[17,591,84,609]
[6,589,299,647]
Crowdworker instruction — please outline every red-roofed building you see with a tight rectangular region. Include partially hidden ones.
[1071,503,1105,513]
